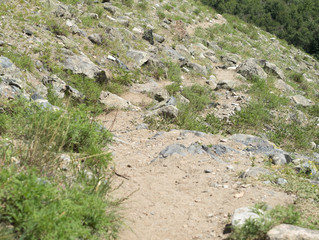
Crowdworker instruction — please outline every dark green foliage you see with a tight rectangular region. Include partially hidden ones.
[201,0,319,59]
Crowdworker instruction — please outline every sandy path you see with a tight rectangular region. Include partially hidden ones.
[99,111,294,240]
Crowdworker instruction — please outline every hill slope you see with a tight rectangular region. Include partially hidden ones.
[1,0,319,239]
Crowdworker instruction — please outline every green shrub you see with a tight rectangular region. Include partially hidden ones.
[46,19,69,36]
[229,204,301,240]
[166,61,182,83]
[122,0,133,7]
[0,168,119,240]
[1,100,112,172]
[157,10,166,19]
[182,84,215,111]
[0,48,35,72]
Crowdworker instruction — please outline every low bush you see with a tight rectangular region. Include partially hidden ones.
[0,168,119,240]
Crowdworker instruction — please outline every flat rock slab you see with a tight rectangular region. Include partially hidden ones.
[267,224,319,240]
[63,51,108,84]
[291,95,312,107]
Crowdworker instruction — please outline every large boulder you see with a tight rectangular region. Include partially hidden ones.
[237,58,267,79]
[259,60,285,80]
[267,224,319,240]
[63,50,108,84]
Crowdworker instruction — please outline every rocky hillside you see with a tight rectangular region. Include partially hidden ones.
[1,0,319,239]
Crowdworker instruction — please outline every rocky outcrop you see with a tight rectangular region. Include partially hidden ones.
[237,58,267,79]
[63,50,108,84]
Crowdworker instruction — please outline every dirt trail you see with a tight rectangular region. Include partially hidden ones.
[99,110,294,240]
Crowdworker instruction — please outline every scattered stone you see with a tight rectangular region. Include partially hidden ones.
[237,58,267,79]
[127,50,150,67]
[240,167,271,178]
[269,153,293,165]
[291,94,312,106]
[88,33,103,45]
[103,3,119,15]
[99,91,139,110]
[23,29,33,36]
[159,144,187,158]
[259,60,285,80]
[232,207,261,227]
[276,178,288,185]
[275,79,295,92]
[153,33,165,43]
[146,105,179,119]
[204,169,213,173]
[212,145,237,155]
[267,224,319,240]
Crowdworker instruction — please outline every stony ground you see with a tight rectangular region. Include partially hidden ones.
[100,109,294,239]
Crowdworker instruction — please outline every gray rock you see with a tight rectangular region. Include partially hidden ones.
[88,33,103,45]
[166,96,177,106]
[215,79,238,91]
[63,50,108,84]
[99,91,139,110]
[212,145,237,155]
[126,50,150,67]
[154,142,222,163]
[0,56,27,99]
[204,51,218,63]
[84,13,99,19]
[183,62,207,75]
[42,75,66,99]
[163,47,186,62]
[159,144,187,158]
[276,178,288,185]
[54,5,71,18]
[231,134,276,154]
[0,40,5,46]
[269,153,293,165]
[175,45,190,56]
[146,105,179,119]
[275,79,295,92]
[291,95,312,107]
[136,123,149,130]
[34,99,60,111]
[267,224,319,240]
[232,207,261,227]
[153,33,165,43]
[237,58,267,79]
[153,88,170,102]
[23,28,33,36]
[240,167,271,178]
[103,3,119,15]
[260,60,285,80]
[176,93,190,104]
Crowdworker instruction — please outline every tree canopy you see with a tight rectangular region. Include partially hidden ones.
[201,0,319,59]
